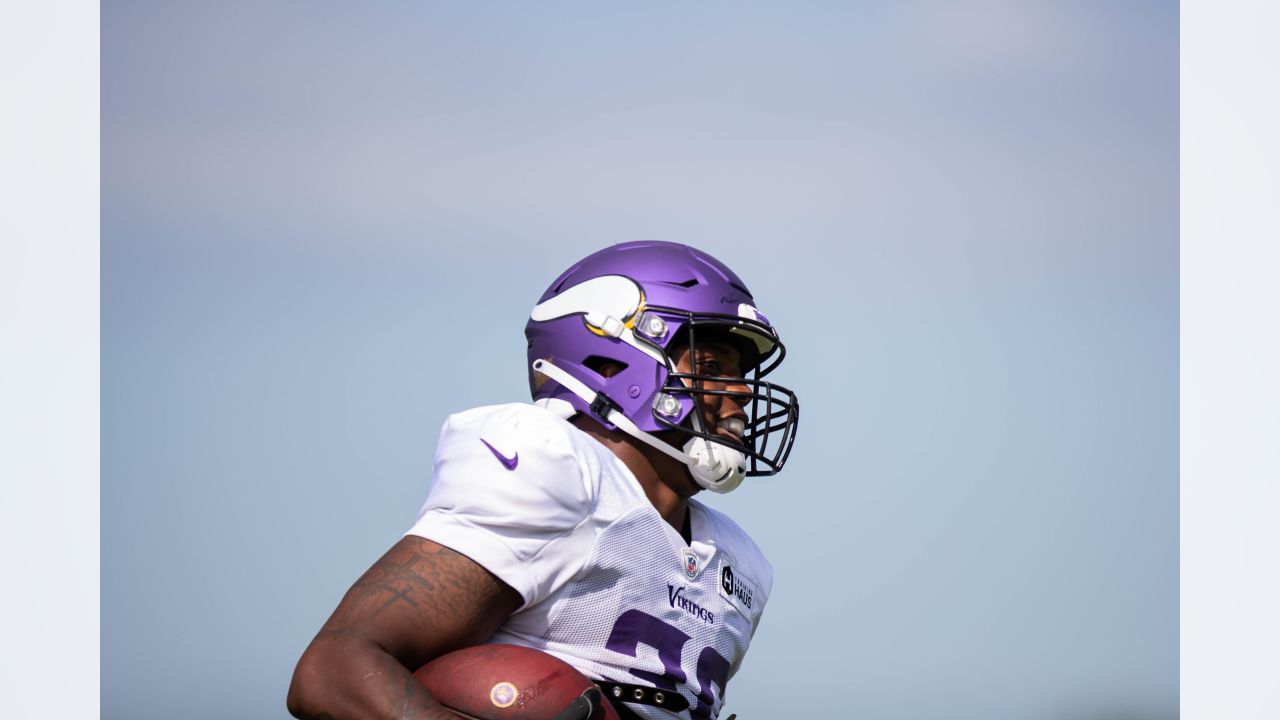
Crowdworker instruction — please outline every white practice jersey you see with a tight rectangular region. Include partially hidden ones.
[406,403,773,720]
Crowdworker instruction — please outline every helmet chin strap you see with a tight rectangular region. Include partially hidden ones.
[532,359,746,494]
[680,435,746,494]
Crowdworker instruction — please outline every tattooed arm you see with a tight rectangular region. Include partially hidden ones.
[286,536,523,720]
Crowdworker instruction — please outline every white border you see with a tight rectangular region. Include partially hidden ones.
[1182,1,1280,718]
[8,3,1276,717]
[0,1,100,716]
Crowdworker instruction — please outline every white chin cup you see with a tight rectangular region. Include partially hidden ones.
[683,438,746,494]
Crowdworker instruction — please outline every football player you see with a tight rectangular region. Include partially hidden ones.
[288,241,799,719]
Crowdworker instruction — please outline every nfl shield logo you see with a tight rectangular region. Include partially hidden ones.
[683,550,699,578]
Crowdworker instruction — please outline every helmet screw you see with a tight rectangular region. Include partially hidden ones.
[628,385,641,398]
[639,312,667,338]
[656,393,681,417]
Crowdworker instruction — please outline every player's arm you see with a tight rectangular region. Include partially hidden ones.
[286,535,523,720]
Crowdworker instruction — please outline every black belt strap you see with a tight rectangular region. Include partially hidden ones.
[595,680,691,715]
[606,701,647,720]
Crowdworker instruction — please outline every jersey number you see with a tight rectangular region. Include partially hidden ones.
[605,609,731,720]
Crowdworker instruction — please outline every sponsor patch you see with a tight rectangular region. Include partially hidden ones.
[718,561,760,619]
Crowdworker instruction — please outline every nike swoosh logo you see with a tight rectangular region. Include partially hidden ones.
[479,438,518,470]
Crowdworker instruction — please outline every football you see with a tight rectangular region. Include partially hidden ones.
[415,644,621,720]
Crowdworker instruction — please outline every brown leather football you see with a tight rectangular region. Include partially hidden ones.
[414,644,621,720]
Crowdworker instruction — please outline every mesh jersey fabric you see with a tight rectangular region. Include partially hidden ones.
[406,403,774,720]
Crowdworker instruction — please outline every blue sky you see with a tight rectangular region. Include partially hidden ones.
[102,3,1177,718]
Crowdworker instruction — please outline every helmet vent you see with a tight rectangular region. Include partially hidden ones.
[728,282,750,295]
[583,355,628,378]
[662,278,701,288]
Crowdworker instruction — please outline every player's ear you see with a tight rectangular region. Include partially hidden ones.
[583,358,625,379]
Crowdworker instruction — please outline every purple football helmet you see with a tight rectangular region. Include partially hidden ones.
[525,241,798,479]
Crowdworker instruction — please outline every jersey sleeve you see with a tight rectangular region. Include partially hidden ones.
[405,404,598,608]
